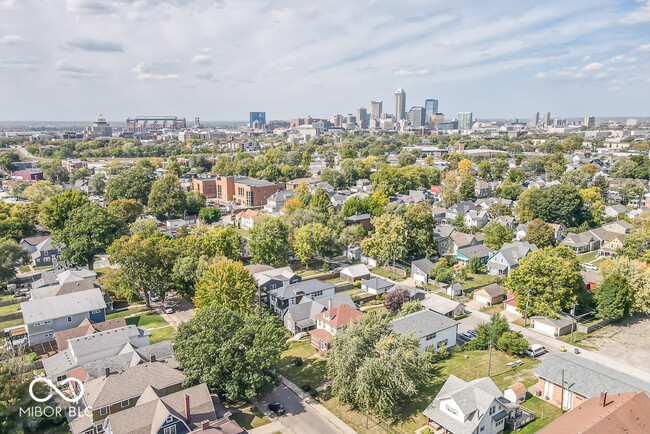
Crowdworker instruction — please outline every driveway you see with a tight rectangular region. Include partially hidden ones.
[255,379,354,434]
[155,293,195,327]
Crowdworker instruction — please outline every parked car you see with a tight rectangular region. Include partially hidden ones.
[459,332,475,341]
[583,263,599,271]
[150,293,161,302]
[268,402,285,416]
[163,304,174,314]
[467,329,478,337]
[525,344,548,358]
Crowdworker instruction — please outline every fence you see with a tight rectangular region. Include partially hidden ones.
[364,413,400,434]
[577,318,610,334]
[0,296,27,307]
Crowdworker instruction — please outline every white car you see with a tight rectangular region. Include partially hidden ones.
[163,304,174,314]
[525,344,548,358]
[583,263,599,271]
[150,293,161,302]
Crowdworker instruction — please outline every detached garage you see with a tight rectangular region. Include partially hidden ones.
[473,283,505,306]
[530,312,574,337]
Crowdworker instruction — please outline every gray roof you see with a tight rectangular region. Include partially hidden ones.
[412,258,435,274]
[268,279,335,301]
[345,213,372,222]
[285,293,355,324]
[456,244,494,259]
[531,311,574,329]
[21,288,106,323]
[479,283,505,298]
[83,340,175,382]
[363,277,394,291]
[422,375,506,434]
[490,241,537,267]
[435,224,457,239]
[392,309,458,339]
[535,353,650,398]
[340,264,371,278]
[421,294,464,316]
[31,279,98,300]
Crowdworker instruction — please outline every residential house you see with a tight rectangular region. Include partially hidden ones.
[455,245,494,266]
[339,264,371,283]
[597,233,626,258]
[464,210,489,228]
[421,293,465,318]
[283,293,355,335]
[411,258,435,284]
[446,201,477,221]
[474,180,493,199]
[493,215,516,230]
[580,270,603,290]
[263,190,295,213]
[268,279,335,318]
[561,220,629,254]
[516,222,563,244]
[29,237,62,268]
[29,277,113,311]
[235,209,260,229]
[538,391,650,434]
[604,204,628,219]
[530,312,575,337]
[447,282,464,297]
[602,219,631,234]
[32,267,97,291]
[55,318,126,351]
[473,283,506,306]
[355,178,372,192]
[535,353,650,411]
[20,288,107,345]
[422,375,517,434]
[344,213,374,231]
[69,360,186,434]
[19,235,50,256]
[391,309,458,352]
[486,241,538,276]
[434,225,458,256]
[475,198,513,212]
[431,206,448,224]
[43,325,151,381]
[361,277,394,295]
[430,185,443,202]
[246,265,301,293]
[309,304,364,351]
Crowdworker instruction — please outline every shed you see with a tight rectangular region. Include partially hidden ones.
[473,283,505,306]
[446,282,463,297]
[504,382,527,404]
[339,264,371,283]
[530,312,575,337]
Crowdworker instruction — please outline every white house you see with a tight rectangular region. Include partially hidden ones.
[391,310,458,352]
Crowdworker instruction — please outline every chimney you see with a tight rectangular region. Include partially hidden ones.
[600,390,607,407]
[149,354,156,363]
[105,367,110,378]
[184,394,191,422]
[328,299,332,310]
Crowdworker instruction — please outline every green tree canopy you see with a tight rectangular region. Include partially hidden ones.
[39,189,89,231]
[104,165,156,204]
[193,258,256,311]
[107,199,144,223]
[524,218,556,248]
[198,206,221,223]
[360,214,407,265]
[483,221,512,250]
[0,238,29,285]
[248,216,291,266]
[147,174,187,220]
[595,273,635,320]
[516,184,585,227]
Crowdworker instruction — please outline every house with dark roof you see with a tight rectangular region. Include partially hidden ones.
[392,309,458,352]
[361,277,394,295]
[268,279,335,318]
[283,293,355,335]
[246,265,301,293]
[309,304,364,352]
[344,213,374,231]
[422,375,517,434]
[473,283,506,306]
[535,353,650,410]
[486,241,537,276]
[455,244,494,266]
[339,264,371,283]
[411,258,435,284]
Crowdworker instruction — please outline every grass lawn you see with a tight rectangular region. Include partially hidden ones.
[512,395,564,433]
[339,287,364,297]
[481,304,504,315]
[282,358,328,390]
[93,267,111,275]
[577,251,598,263]
[319,350,548,434]
[230,407,270,430]
[19,265,31,273]
[0,303,21,316]
[125,312,168,329]
[105,306,150,320]
[591,258,606,268]
[33,265,52,271]
[148,326,175,344]
[363,305,389,316]
[0,317,24,330]
[460,273,500,290]
[369,267,405,281]
[279,340,317,367]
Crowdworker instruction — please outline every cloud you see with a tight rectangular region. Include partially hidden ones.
[583,62,604,71]
[0,35,24,45]
[64,37,124,52]
[635,43,650,53]
[394,68,429,76]
[190,55,212,65]
[195,71,219,81]
[133,61,179,80]
[620,0,650,25]
[55,60,94,77]
[0,58,40,71]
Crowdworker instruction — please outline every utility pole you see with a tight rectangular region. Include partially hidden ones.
[570,303,577,343]
[560,369,565,412]
[523,290,531,327]
[487,340,493,377]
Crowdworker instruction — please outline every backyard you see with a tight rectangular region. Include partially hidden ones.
[0,303,21,316]
[229,406,270,430]
[369,266,405,281]
[460,273,500,290]
[106,307,173,344]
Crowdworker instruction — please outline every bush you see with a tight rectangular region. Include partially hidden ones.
[353,281,362,288]
[302,384,311,392]
[293,357,303,366]
[26,352,38,363]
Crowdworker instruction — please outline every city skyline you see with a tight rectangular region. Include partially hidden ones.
[1,0,650,121]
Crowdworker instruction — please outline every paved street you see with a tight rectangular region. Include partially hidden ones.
[155,293,195,327]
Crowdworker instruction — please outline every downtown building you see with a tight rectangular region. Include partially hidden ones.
[125,116,186,133]
[192,175,285,206]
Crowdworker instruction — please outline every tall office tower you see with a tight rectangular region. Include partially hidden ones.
[429,113,445,129]
[357,107,368,123]
[584,115,595,127]
[370,100,383,120]
[531,112,539,127]
[194,117,201,127]
[249,112,266,127]
[332,114,343,127]
[424,99,439,124]
[543,111,551,126]
[394,88,406,121]
[409,106,426,128]
[458,112,473,131]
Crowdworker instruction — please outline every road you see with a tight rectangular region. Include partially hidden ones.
[254,378,355,434]
[154,293,195,327]
[1,146,144,164]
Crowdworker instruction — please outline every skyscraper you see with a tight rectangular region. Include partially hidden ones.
[394,88,406,121]
[584,115,595,127]
[531,112,539,127]
[370,101,382,120]
[424,99,439,124]
[249,112,266,127]
[543,111,551,126]
[357,107,369,123]
[458,112,473,131]
[409,106,426,128]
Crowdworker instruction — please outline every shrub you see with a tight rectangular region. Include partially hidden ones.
[294,357,303,366]
[26,352,38,363]
[302,384,311,392]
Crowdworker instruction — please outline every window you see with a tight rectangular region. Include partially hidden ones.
[312,290,323,298]
[67,316,73,323]
[269,284,277,290]
[120,399,130,408]
[57,375,67,382]
[480,427,485,432]
[91,310,101,314]
[164,426,177,434]
[489,406,495,415]
[445,404,457,415]
[425,333,437,341]
[99,407,108,416]
[44,333,54,338]
[96,424,105,433]
[165,416,174,423]
[438,339,448,348]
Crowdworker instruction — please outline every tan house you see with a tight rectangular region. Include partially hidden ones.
[473,283,506,306]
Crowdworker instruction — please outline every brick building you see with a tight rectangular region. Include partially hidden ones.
[192,176,285,206]
[14,168,44,181]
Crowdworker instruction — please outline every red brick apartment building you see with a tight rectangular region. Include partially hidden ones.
[192,176,285,206]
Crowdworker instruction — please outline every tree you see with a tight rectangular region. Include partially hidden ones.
[198,206,221,223]
[402,203,436,258]
[174,305,287,401]
[360,214,407,265]
[616,181,645,205]
[429,259,454,284]
[467,257,486,273]
[0,151,19,174]
[487,203,513,218]
[293,223,331,268]
[580,187,604,226]
[185,191,206,215]
[497,331,529,355]
[505,246,582,318]
[483,221,512,250]
[600,257,650,313]
[53,203,126,269]
[22,181,62,204]
[310,187,332,213]
[99,268,139,303]
[108,234,178,305]
[88,173,107,194]
[147,174,187,220]
[248,217,291,266]
[0,238,29,285]
[0,203,35,241]
[39,189,89,231]
[595,273,635,320]
[442,171,460,206]
[477,160,492,180]
[172,255,209,298]
[458,159,474,176]
[104,166,156,204]
[399,300,422,316]
[107,199,143,223]
[41,161,69,183]
[458,176,476,201]
[496,179,523,201]
[516,184,585,227]
[328,314,429,421]
[524,219,556,248]
[193,259,256,311]
[384,287,411,315]
[465,314,511,350]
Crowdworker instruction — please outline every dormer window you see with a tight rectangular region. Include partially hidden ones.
[445,404,457,415]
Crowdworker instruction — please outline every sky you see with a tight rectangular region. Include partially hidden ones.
[1,0,650,121]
